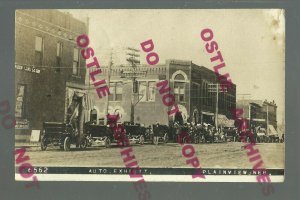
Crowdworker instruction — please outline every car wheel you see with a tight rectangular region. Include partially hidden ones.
[139,135,145,145]
[80,138,88,149]
[105,137,111,148]
[64,137,71,151]
[41,137,47,151]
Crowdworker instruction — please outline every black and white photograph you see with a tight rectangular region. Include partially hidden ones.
[14,9,285,183]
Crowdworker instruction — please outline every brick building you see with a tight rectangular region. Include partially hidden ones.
[88,59,236,127]
[236,99,278,130]
[15,10,88,142]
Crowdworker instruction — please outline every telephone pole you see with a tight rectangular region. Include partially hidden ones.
[208,83,226,129]
[266,103,269,135]
[104,49,113,125]
[124,47,142,124]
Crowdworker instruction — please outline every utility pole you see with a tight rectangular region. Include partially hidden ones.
[208,83,224,129]
[104,49,113,125]
[215,84,219,128]
[266,103,269,135]
[125,47,141,124]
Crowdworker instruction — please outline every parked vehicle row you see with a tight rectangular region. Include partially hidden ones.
[40,121,284,151]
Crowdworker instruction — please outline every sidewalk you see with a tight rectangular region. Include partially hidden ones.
[15,142,40,148]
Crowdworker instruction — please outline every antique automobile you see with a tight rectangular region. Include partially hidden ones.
[256,127,268,143]
[83,123,114,148]
[144,125,154,144]
[213,129,227,143]
[202,124,214,143]
[191,124,208,143]
[189,125,200,144]
[123,122,146,145]
[152,123,169,145]
[41,122,87,151]
[268,133,280,143]
[223,127,237,142]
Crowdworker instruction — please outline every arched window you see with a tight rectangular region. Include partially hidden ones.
[171,70,188,103]
[174,74,186,102]
[174,74,185,81]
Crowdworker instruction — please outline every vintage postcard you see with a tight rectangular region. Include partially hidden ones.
[15,9,284,186]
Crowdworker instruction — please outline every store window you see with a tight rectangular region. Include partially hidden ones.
[56,42,63,71]
[115,83,123,101]
[35,36,43,66]
[138,81,156,102]
[73,48,80,75]
[16,84,26,118]
[109,82,123,101]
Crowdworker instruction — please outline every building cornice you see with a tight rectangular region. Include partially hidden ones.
[16,10,85,43]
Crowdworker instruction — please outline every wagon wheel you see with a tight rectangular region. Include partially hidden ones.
[183,137,190,144]
[64,137,71,151]
[105,137,111,148]
[139,135,145,145]
[163,133,169,143]
[41,137,47,151]
[80,137,88,149]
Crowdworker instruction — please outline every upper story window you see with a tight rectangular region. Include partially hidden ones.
[171,71,188,103]
[203,81,208,105]
[174,74,185,102]
[34,36,43,66]
[174,82,185,102]
[73,48,80,76]
[108,82,123,101]
[148,81,156,101]
[56,42,63,71]
[138,81,156,102]
[139,81,147,102]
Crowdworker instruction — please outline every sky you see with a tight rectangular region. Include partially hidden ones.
[63,9,285,124]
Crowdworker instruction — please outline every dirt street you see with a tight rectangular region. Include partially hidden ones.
[23,142,284,169]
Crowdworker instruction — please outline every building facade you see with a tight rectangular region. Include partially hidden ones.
[15,10,88,142]
[236,99,278,129]
[88,59,236,127]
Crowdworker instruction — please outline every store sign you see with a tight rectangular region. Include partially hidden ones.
[15,64,41,74]
[15,119,30,129]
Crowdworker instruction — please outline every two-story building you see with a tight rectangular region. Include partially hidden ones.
[87,59,236,127]
[15,10,88,142]
[236,99,278,130]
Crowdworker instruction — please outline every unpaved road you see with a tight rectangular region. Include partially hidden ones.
[24,142,284,168]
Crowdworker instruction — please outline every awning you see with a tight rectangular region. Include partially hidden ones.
[268,125,278,135]
[215,114,235,127]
